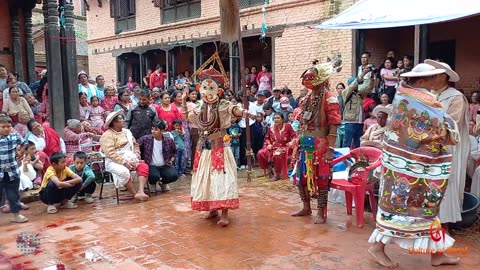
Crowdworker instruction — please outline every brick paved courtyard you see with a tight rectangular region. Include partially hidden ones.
[1,175,479,270]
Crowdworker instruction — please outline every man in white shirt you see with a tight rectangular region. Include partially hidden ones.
[238,92,265,169]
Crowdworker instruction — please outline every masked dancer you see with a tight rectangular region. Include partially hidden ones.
[291,55,342,224]
[181,67,254,227]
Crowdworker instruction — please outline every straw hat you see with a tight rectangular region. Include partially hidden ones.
[400,63,446,78]
[373,106,392,117]
[104,110,123,130]
[424,59,460,82]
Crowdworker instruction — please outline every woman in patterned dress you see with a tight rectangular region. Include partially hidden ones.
[368,63,460,267]
[181,67,254,227]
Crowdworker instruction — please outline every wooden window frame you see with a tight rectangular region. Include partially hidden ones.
[161,0,201,25]
[110,0,137,34]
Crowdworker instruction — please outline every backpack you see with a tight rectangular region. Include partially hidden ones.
[343,91,361,122]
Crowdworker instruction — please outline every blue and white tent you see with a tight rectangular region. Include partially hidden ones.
[314,0,480,29]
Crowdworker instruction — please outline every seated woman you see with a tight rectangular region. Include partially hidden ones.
[360,106,391,149]
[25,119,66,172]
[63,119,96,157]
[2,86,34,123]
[99,111,149,201]
[257,113,296,181]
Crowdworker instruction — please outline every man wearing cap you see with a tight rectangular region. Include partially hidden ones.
[272,96,293,121]
[425,59,469,227]
[267,86,282,106]
[360,106,390,149]
[368,63,460,267]
[342,68,375,149]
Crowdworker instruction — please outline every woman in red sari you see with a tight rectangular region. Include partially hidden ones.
[257,113,296,181]
[155,92,183,131]
[25,119,66,172]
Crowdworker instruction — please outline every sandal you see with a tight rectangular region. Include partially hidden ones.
[1,205,11,213]
[20,202,29,210]
[11,214,28,223]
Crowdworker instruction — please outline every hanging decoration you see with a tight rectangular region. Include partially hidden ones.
[259,0,270,42]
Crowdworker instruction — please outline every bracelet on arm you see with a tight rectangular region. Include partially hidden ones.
[328,133,337,137]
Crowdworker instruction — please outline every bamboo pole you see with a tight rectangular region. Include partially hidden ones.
[238,38,254,182]
[219,0,253,181]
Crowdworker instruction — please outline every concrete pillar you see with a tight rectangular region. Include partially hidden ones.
[45,0,66,133]
[61,0,79,120]
[24,8,36,84]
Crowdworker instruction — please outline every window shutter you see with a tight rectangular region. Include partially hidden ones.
[110,0,115,17]
[128,0,136,15]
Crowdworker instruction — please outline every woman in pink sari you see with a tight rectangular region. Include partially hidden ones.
[256,64,272,93]
[257,113,296,181]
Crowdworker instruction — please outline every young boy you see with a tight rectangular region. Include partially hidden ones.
[251,112,265,165]
[171,119,186,177]
[39,152,82,214]
[25,141,43,188]
[69,151,96,204]
[227,118,241,168]
[0,116,28,223]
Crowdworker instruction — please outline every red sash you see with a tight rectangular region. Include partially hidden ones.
[43,127,61,156]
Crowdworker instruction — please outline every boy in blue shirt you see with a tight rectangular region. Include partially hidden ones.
[69,151,96,204]
[171,119,186,177]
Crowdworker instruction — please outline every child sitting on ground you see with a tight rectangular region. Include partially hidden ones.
[25,141,44,187]
[0,116,29,223]
[69,151,96,204]
[171,119,186,177]
[39,152,82,214]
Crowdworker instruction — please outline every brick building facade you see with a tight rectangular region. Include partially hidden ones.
[86,0,479,96]
[86,0,355,95]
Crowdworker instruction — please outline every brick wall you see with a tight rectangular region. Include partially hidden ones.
[87,0,356,96]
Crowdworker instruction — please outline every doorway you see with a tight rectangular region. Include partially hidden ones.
[428,40,456,69]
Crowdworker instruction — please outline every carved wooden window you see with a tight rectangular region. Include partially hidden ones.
[110,0,136,34]
[239,0,264,8]
[161,0,201,25]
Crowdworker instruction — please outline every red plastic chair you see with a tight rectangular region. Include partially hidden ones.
[330,147,382,228]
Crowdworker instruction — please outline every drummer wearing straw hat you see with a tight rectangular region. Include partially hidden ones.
[424,59,469,229]
[368,63,461,267]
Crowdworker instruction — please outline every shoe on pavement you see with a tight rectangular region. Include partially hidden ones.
[161,184,171,192]
[47,205,58,214]
[148,184,157,193]
[240,165,246,170]
[59,201,78,209]
[70,194,78,203]
[84,194,94,204]
[11,214,28,223]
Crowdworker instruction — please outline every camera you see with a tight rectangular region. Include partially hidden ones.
[367,64,377,72]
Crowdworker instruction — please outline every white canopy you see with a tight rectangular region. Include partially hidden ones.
[314,0,480,29]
